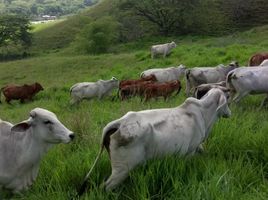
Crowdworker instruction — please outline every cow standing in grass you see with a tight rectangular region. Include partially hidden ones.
[151,41,177,59]
[140,65,186,83]
[143,80,182,101]
[79,88,231,192]
[70,77,119,104]
[0,83,43,104]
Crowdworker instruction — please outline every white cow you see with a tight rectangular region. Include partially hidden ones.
[151,41,177,59]
[140,65,186,83]
[80,88,231,192]
[70,77,119,104]
[0,108,74,193]
[227,66,268,107]
[260,59,268,66]
[185,61,239,96]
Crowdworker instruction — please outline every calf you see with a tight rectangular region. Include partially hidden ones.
[144,80,181,101]
[79,88,231,193]
[0,83,43,104]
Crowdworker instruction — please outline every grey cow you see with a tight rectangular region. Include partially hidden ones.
[140,65,186,83]
[185,61,238,96]
[227,66,268,107]
[151,41,177,59]
[80,88,231,192]
[70,77,119,104]
[0,108,74,193]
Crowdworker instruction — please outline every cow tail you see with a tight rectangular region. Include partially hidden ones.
[185,69,191,97]
[78,145,104,196]
[78,121,120,196]
[226,71,236,93]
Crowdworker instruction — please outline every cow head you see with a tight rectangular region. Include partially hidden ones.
[11,108,75,144]
[215,89,231,118]
[35,82,44,91]
[110,77,119,87]
[170,41,177,48]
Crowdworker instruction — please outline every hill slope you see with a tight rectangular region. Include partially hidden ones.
[1,25,268,199]
[30,0,115,54]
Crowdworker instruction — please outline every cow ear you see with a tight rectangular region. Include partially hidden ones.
[11,121,31,132]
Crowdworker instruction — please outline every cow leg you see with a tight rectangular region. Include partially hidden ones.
[105,145,146,190]
[233,91,248,103]
[5,98,11,104]
[260,94,268,108]
[196,144,204,153]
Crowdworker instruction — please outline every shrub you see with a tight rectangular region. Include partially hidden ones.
[75,16,120,54]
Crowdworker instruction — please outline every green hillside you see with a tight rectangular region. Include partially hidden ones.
[1,22,268,199]
[29,0,116,54]
[1,0,268,199]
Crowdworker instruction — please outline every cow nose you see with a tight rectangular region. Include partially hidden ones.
[69,134,75,140]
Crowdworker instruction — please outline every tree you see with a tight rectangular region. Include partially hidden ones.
[0,15,32,59]
[118,0,199,36]
[75,16,120,54]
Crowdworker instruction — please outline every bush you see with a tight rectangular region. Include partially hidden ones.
[75,16,120,54]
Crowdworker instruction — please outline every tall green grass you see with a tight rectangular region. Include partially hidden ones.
[1,27,268,199]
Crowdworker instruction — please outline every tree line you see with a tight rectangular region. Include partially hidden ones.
[0,0,97,19]
[115,0,268,40]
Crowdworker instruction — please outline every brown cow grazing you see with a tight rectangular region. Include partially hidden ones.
[120,81,154,100]
[144,80,181,101]
[249,52,268,66]
[117,75,157,99]
[119,74,157,89]
[1,82,43,104]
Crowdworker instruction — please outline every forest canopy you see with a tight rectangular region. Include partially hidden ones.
[0,0,98,19]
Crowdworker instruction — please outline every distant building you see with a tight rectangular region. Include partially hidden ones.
[41,15,57,20]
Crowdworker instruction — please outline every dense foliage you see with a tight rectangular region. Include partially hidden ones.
[0,0,98,19]
[116,0,268,39]
[0,14,32,60]
[74,17,120,54]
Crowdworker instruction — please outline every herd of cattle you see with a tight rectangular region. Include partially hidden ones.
[0,49,268,195]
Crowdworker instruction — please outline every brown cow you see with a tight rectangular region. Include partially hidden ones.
[0,82,43,104]
[249,52,268,66]
[119,74,157,89]
[117,75,157,99]
[120,81,154,100]
[144,80,181,101]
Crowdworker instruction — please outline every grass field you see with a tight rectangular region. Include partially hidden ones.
[1,24,268,199]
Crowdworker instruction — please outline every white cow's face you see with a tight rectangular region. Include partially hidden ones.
[11,108,75,144]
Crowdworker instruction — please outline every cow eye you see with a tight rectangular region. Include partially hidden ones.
[44,120,53,125]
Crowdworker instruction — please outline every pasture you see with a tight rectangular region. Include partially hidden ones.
[1,25,268,199]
